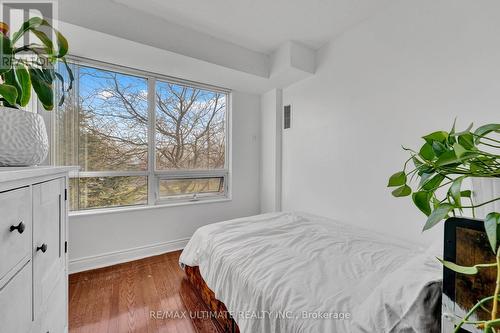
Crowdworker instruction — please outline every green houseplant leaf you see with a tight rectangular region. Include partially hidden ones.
[449,176,465,207]
[2,68,20,105]
[0,83,18,105]
[391,185,412,197]
[14,65,31,106]
[412,191,432,216]
[438,258,496,275]
[458,133,475,150]
[431,141,447,157]
[435,150,459,167]
[0,34,12,75]
[53,29,69,58]
[485,213,500,253]
[474,124,500,142]
[12,17,68,59]
[419,142,435,161]
[448,119,457,145]
[388,171,406,187]
[12,17,43,43]
[29,67,54,110]
[453,143,468,159]
[423,203,453,231]
[3,65,31,107]
[421,174,444,191]
[423,131,448,144]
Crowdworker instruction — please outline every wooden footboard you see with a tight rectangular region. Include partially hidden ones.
[184,265,240,333]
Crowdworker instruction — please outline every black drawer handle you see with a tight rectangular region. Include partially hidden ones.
[9,221,25,234]
[36,243,48,253]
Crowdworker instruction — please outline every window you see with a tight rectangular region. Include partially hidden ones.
[55,60,229,211]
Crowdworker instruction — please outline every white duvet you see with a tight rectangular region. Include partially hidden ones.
[179,212,442,333]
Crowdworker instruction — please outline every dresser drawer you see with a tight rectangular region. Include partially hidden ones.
[33,178,65,319]
[0,262,32,333]
[0,187,31,282]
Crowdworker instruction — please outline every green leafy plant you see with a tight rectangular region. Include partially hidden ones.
[389,121,500,332]
[0,18,73,110]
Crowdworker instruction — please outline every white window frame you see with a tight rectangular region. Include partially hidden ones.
[50,56,232,213]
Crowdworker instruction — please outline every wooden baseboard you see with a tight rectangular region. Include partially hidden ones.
[68,238,189,273]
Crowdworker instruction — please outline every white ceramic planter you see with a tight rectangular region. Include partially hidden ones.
[471,177,500,219]
[0,107,49,166]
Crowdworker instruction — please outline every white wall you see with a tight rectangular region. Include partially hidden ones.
[62,24,261,271]
[281,0,500,245]
[260,89,283,212]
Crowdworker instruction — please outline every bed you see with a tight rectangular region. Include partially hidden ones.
[179,212,442,333]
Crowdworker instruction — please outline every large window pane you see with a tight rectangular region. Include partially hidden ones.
[159,177,224,199]
[155,82,226,170]
[70,176,147,210]
[79,66,148,171]
[55,60,229,211]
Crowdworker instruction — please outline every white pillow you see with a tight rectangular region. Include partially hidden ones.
[351,249,442,333]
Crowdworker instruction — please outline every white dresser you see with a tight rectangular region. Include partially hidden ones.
[0,167,73,333]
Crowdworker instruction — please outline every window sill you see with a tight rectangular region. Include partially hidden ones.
[69,196,232,217]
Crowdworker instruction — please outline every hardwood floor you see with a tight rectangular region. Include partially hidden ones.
[69,251,224,333]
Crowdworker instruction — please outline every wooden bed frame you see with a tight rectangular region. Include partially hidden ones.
[185,265,240,333]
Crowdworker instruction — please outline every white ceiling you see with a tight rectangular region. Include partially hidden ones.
[59,0,396,91]
[112,0,394,54]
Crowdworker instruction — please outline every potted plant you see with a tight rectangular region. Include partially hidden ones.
[388,121,500,332]
[0,17,73,166]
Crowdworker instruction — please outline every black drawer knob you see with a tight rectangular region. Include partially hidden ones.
[9,221,25,234]
[36,243,48,253]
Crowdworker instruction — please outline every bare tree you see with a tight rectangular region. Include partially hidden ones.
[56,66,226,209]
[78,69,225,171]
[155,82,225,170]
